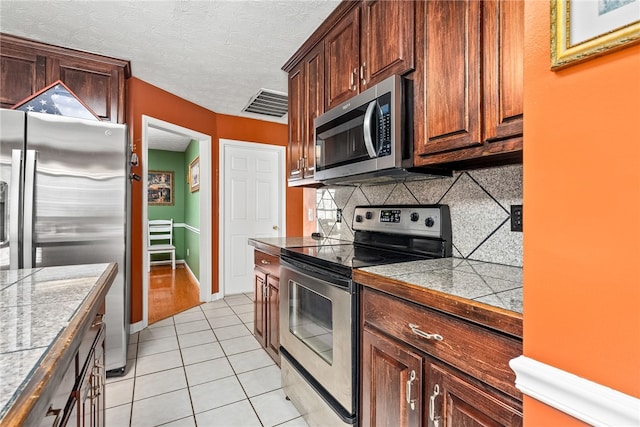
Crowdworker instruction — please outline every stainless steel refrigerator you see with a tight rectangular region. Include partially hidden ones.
[0,108,130,374]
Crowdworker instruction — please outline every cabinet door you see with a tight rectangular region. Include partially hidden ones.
[287,63,305,181]
[303,43,324,179]
[266,275,280,365]
[362,327,423,427]
[49,56,123,123]
[360,0,415,89]
[416,0,482,156]
[325,6,360,110]
[427,364,522,427]
[482,0,524,142]
[0,43,46,109]
[253,269,267,348]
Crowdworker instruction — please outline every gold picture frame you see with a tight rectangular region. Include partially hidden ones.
[551,0,640,70]
[148,171,174,206]
[189,156,200,193]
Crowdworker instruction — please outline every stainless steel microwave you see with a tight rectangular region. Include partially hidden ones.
[314,75,403,183]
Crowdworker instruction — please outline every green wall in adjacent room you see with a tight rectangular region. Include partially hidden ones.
[148,144,200,281]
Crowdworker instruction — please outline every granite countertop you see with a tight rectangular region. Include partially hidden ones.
[354,257,523,337]
[0,263,116,423]
[249,237,523,337]
[248,236,348,250]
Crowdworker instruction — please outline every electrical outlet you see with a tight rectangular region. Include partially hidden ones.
[308,208,314,222]
[336,208,342,223]
[186,248,190,256]
[510,205,523,232]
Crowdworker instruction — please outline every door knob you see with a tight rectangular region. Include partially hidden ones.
[273,225,278,230]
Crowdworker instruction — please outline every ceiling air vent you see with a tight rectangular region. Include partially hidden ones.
[242,89,288,118]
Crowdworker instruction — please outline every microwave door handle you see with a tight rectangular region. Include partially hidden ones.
[363,100,378,158]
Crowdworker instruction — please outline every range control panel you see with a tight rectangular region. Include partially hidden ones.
[352,205,450,238]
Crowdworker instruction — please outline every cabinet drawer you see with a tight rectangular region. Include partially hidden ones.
[362,287,522,399]
[254,250,280,278]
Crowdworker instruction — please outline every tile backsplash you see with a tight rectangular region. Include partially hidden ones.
[315,164,522,267]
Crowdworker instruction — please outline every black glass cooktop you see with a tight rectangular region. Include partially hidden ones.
[281,241,431,278]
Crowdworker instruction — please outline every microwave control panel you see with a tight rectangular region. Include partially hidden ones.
[376,96,392,157]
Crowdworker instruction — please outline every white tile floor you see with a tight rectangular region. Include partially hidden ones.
[106,293,308,427]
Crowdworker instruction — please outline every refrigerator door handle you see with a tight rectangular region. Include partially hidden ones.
[10,150,22,269]
[23,149,36,269]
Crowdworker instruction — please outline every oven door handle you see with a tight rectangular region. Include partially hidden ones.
[280,256,353,290]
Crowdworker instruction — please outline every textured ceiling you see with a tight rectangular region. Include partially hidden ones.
[0,0,340,134]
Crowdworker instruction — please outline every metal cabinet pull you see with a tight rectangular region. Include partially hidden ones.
[409,323,443,341]
[352,68,358,90]
[405,369,417,411]
[429,384,440,427]
[261,259,270,265]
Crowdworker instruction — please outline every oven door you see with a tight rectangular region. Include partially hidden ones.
[279,257,356,417]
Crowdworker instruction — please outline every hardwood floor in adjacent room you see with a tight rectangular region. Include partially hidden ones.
[148,265,201,325]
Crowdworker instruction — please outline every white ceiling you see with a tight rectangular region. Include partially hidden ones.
[0,0,340,150]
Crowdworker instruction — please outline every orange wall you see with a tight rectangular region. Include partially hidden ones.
[127,78,300,323]
[523,1,640,424]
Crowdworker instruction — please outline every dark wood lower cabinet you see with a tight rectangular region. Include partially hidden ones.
[362,326,423,427]
[38,316,106,427]
[253,249,281,366]
[427,364,522,427]
[361,287,522,427]
[266,274,280,361]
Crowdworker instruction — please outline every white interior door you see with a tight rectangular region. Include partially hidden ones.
[221,139,285,295]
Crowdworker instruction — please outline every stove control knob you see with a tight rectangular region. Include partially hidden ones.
[365,211,374,220]
[355,214,363,223]
[410,212,420,222]
[425,217,435,227]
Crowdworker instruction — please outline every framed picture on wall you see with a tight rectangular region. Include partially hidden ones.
[551,0,640,70]
[189,156,200,193]
[148,171,174,206]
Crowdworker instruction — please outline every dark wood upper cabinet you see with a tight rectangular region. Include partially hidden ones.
[287,43,324,184]
[360,0,415,90]
[414,0,524,167]
[483,0,524,142]
[284,0,523,183]
[0,33,130,123]
[287,63,305,181]
[324,1,416,109]
[419,0,483,154]
[324,6,360,110]
[0,43,46,108]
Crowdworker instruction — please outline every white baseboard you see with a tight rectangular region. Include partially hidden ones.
[509,355,640,426]
[179,260,199,287]
[129,320,146,334]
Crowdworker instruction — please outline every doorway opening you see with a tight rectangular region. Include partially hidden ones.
[142,116,212,328]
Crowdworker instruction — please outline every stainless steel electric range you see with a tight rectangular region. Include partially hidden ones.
[279,205,453,426]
